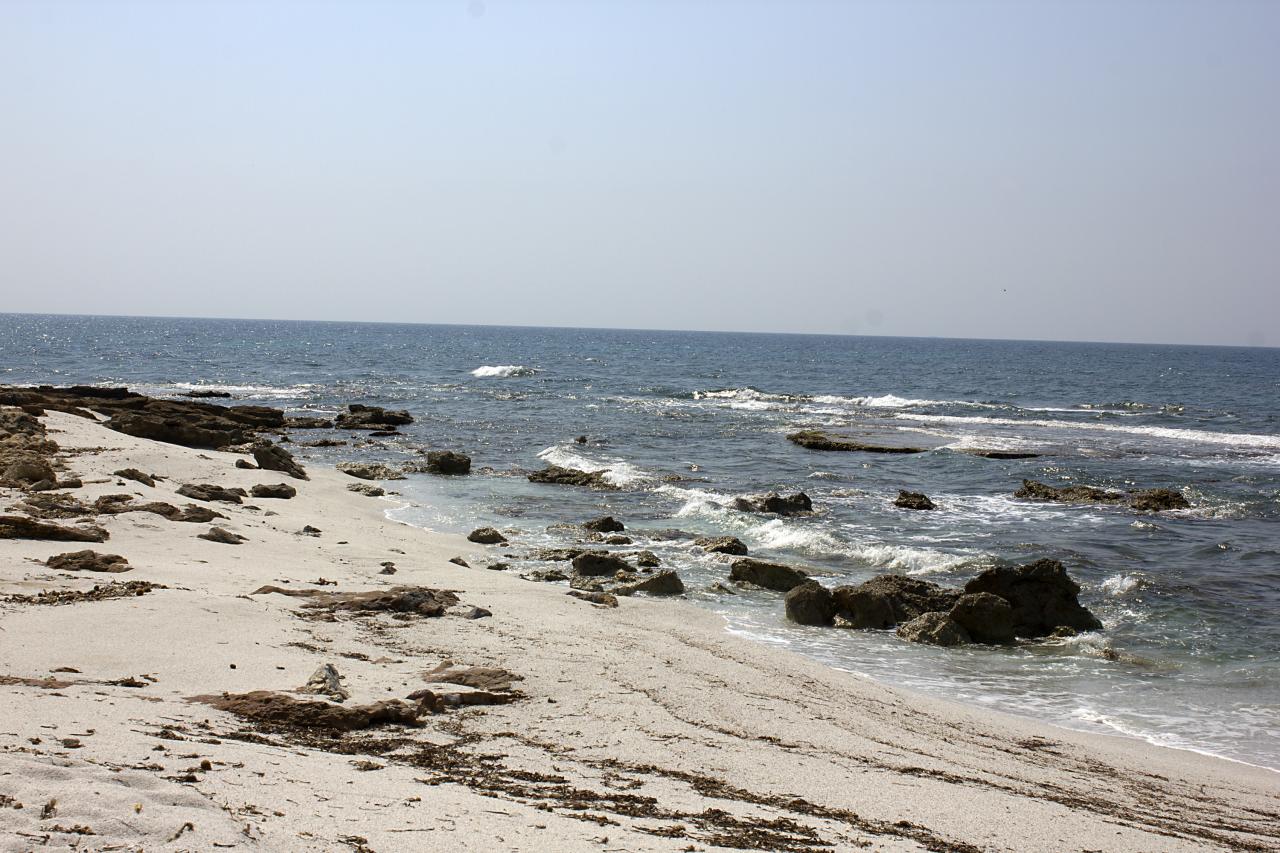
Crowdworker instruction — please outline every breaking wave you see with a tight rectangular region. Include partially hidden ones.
[536,445,649,487]
[471,365,538,378]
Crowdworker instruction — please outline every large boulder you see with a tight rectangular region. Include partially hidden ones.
[424,451,471,475]
[784,581,835,626]
[788,430,928,454]
[335,404,414,430]
[253,442,308,480]
[694,536,748,556]
[616,570,684,596]
[176,483,247,504]
[45,550,130,573]
[729,558,809,592]
[467,527,508,545]
[1015,479,1124,505]
[583,516,625,533]
[571,551,632,577]
[896,612,971,646]
[832,575,960,627]
[963,559,1102,638]
[251,483,297,499]
[894,491,936,511]
[949,592,1015,644]
[731,492,812,515]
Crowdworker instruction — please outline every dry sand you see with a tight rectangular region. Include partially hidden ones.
[0,411,1276,852]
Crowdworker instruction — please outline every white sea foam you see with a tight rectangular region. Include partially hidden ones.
[156,381,317,398]
[536,445,648,487]
[1101,574,1142,596]
[471,365,538,378]
[895,412,1280,450]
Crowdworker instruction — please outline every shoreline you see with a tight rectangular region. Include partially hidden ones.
[1,408,1277,851]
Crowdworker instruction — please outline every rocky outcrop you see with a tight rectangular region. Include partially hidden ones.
[571,551,631,577]
[2,456,56,487]
[583,516,624,533]
[632,550,661,568]
[615,570,684,596]
[0,516,108,542]
[788,430,927,454]
[527,466,615,489]
[964,449,1041,460]
[467,527,507,545]
[251,483,297,499]
[963,559,1102,638]
[894,491,936,510]
[424,450,471,475]
[784,581,835,626]
[284,416,334,429]
[45,550,131,573]
[896,612,971,646]
[336,462,405,481]
[1015,479,1189,512]
[694,536,748,555]
[334,404,413,430]
[729,558,809,592]
[832,576,961,627]
[731,492,812,515]
[177,483,247,504]
[253,443,308,480]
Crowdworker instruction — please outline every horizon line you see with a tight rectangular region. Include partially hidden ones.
[2,310,1275,351]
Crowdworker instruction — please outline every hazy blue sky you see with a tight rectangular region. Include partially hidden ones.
[2,1,1277,345]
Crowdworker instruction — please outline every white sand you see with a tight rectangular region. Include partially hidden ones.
[0,411,1276,852]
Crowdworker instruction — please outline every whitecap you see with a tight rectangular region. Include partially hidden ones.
[894,412,1280,450]
[1100,574,1141,596]
[536,445,648,487]
[471,365,538,378]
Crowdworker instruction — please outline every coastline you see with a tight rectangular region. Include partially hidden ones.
[1,410,1277,852]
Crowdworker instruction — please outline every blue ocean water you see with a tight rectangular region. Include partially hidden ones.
[3,313,1279,768]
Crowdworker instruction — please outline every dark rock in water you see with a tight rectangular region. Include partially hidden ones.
[694,536,748,556]
[251,483,296,499]
[583,516,625,533]
[1128,488,1190,512]
[949,592,1015,644]
[1015,479,1124,505]
[467,527,507,545]
[616,569,684,596]
[448,556,470,567]
[527,465,615,489]
[424,450,471,475]
[335,404,413,430]
[199,526,247,545]
[177,483,247,504]
[599,534,632,545]
[831,575,961,627]
[235,459,257,470]
[731,491,812,515]
[896,612,971,646]
[336,461,404,481]
[788,430,927,454]
[529,547,587,562]
[963,558,1102,638]
[575,435,588,444]
[0,515,108,542]
[729,558,809,592]
[193,690,425,732]
[285,416,335,429]
[46,550,130,573]
[965,449,1041,460]
[784,581,835,626]
[568,590,618,607]
[303,438,348,448]
[632,550,661,568]
[571,551,631,577]
[253,442,308,480]
[525,569,570,583]
[829,586,896,629]
[346,483,385,497]
[182,389,232,398]
[894,490,936,510]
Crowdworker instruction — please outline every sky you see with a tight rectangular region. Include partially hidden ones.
[1,1,1277,346]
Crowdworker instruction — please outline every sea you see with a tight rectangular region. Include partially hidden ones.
[3,313,1278,770]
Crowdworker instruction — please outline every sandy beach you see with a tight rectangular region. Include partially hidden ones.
[1,404,1277,852]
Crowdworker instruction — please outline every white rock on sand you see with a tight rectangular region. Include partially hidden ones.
[0,411,1276,852]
